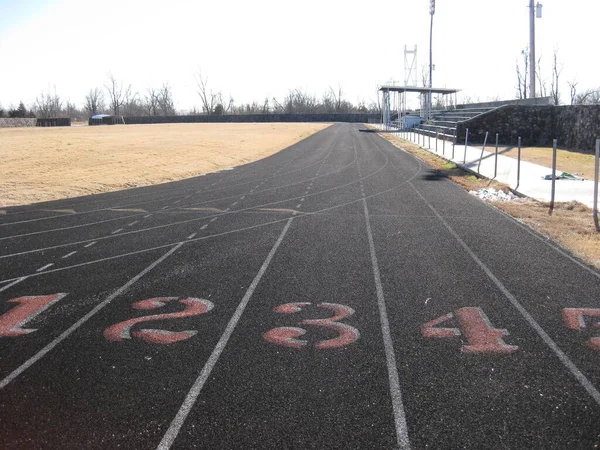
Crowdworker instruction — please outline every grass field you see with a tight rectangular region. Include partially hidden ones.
[494,145,596,179]
[0,123,330,206]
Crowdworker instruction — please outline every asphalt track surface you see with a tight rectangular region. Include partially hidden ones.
[2,123,600,449]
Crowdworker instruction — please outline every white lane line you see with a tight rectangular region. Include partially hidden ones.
[111,228,124,235]
[36,263,54,273]
[128,221,139,227]
[0,276,28,293]
[362,197,411,450]
[200,224,208,230]
[295,203,302,209]
[173,200,181,204]
[240,196,245,200]
[299,198,305,202]
[187,233,197,240]
[161,206,169,210]
[84,241,97,248]
[223,208,230,212]
[62,251,77,259]
[210,217,218,223]
[157,219,294,450]
[410,183,600,407]
[0,242,184,390]
[143,214,152,219]
[231,202,238,207]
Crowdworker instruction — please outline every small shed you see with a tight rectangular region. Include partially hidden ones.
[89,114,125,126]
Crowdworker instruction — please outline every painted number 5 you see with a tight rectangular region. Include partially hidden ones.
[264,302,360,349]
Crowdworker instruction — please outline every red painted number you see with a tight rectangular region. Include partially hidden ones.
[264,302,360,349]
[104,297,213,344]
[0,294,67,337]
[422,307,518,354]
[563,308,600,350]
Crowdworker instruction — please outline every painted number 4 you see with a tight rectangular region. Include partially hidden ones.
[422,307,518,354]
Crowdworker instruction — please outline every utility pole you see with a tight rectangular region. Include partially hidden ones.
[529,0,543,99]
[428,0,435,118]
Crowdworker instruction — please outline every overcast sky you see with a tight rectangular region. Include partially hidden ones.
[0,0,596,112]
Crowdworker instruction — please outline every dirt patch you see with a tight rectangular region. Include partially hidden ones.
[495,145,596,179]
[371,127,600,270]
[0,122,330,206]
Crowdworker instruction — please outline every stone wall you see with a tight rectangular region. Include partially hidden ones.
[0,118,37,128]
[124,113,379,125]
[455,105,600,152]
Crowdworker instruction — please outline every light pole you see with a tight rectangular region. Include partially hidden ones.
[529,0,543,98]
[428,0,435,117]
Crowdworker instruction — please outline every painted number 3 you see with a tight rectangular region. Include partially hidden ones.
[264,302,360,349]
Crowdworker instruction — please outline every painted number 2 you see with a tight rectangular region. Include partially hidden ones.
[422,307,518,354]
[264,302,360,349]
[0,294,67,337]
[104,297,213,344]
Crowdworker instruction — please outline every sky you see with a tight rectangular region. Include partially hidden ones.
[0,0,597,112]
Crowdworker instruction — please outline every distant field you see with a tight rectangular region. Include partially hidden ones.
[0,123,330,206]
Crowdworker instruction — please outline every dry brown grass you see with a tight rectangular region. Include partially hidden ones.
[495,146,596,179]
[0,122,330,206]
[371,127,600,270]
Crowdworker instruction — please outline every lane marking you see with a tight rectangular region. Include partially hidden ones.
[187,233,197,240]
[200,224,208,230]
[210,217,218,222]
[183,207,222,213]
[0,242,184,390]
[173,200,182,204]
[110,208,148,213]
[111,228,124,235]
[84,241,97,248]
[295,203,302,209]
[256,208,300,214]
[0,277,29,293]
[42,209,76,214]
[410,182,600,407]
[128,221,139,227]
[240,196,245,200]
[231,202,238,207]
[362,197,411,450]
[62,251,77,259]
[36,263,54,273]
[161,206,169,210]
[157,219,293,450]
[143,214,152,219]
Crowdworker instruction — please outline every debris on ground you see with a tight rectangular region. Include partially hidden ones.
[469,188,519,202]
[542,171,585,181]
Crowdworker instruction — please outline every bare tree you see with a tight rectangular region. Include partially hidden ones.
[122,87,143,117]
[567,79,578,105]
[105,74,127,115]
[157,83,176,115]
[84,88,105,115]
[34,87,62,118]
[516,48,529,99]
[535,55,548,98]
[195,70,219,115]
[575,88,600,105]
[550,49,562,105]
[144,87,159,116]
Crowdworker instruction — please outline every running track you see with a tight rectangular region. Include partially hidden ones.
[1,123,600,449]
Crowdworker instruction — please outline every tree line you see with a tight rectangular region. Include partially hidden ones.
[0,71,381,121]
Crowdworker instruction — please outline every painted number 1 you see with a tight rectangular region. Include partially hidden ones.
[264,302,360,349]
[0,294,67,337]
[422,307,518,354]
